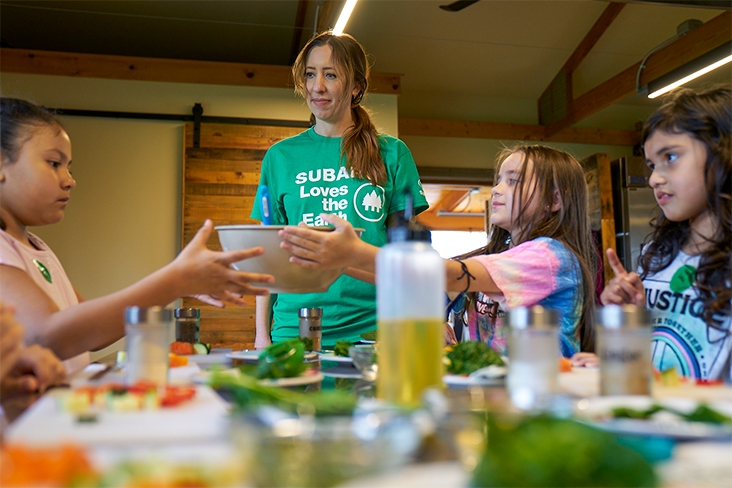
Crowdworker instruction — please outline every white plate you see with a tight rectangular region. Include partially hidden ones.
[443,374,504,387]
[575,395,732,440]
[191,368,323,387]
[5,386,229,447]
[186,353,232,366]
[318,352,353,364]
[225,350,261,361]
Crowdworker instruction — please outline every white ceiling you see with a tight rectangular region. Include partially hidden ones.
[1,1,729,131]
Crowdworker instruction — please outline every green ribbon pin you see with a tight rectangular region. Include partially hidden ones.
[33,259,52,283]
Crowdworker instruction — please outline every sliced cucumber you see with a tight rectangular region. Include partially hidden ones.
[193,343,210,355]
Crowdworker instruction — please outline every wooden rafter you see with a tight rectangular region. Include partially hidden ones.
[399,117,639,146]
[417,188,486,232]
[546,10,731,136]
[538,2,625,125]
[0,47,402,95]
[317,0,343,33]
[563,2,626,75]
[289,0,311,65]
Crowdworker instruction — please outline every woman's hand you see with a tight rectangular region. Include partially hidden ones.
[0,302,25,380]
[172,220,275,303]
[600,248,645,306]
[279,214,372,271]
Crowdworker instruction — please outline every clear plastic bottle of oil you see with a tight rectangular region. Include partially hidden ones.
[376,195,445,406]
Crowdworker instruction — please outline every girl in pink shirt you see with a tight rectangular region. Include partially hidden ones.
[0,97,275,372]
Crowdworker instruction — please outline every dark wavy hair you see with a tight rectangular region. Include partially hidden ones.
[639,85,731,329]
[456,144,597,352]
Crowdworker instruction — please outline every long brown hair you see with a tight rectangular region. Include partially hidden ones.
[292,32,386,185]
[458,145,597,351]
[639,85,731,329]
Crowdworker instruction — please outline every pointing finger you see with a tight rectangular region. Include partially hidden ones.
[605,248,628,278]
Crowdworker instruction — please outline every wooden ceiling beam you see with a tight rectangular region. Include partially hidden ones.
[317,0,343,33]
[546,10,731,136]
[399,117,639,146]
[563,2,626,75]
[0,47,401,95]
[289,0,312,65]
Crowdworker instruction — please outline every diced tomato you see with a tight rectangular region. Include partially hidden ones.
[696,378,723,386]
[170,341,195,355]
[169,352,189,368]
[160,386,196,407]
[126,380,158,395]
[558,357,572,373]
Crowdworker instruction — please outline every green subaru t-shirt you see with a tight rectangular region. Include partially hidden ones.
[251,127,428,346]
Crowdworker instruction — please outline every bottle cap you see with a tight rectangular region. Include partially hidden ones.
[125,306,173,324]
[299,307,323,318]
[387,192,432,243]
[597,305,650,329]
[175,307,200,319]
[506,306,559,330]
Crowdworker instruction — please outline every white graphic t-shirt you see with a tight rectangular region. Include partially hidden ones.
[642,251,732,382]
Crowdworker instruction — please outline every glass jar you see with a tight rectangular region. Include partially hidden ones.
[506,306,559,411]
[299,308,323,351]
[175,307,200,343]
[597,305,652,395]
[125,306,173,386]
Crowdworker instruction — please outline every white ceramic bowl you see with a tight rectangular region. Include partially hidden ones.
[215,225,344,294]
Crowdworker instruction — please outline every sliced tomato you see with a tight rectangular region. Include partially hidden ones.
[170,341,196,355]
[160,386,196,407]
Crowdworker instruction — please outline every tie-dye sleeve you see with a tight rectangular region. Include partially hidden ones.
[469,239,563,307]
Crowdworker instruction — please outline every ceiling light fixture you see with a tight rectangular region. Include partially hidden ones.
[647,41,731,99]
[637,19,731,99]
[333,0,358,35]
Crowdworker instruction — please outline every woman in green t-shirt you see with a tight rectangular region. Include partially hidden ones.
[251,32,428,348]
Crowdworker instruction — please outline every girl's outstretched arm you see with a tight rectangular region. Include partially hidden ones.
[0,220,274,360]
[599,248,645,306]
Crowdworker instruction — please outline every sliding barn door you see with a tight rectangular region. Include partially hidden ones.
[181,123,306,350]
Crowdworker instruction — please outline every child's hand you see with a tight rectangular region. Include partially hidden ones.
[173,220,275,301]
[570,352,599,368]
[600,248,644,306]
[444,322,458,346]
[0,302,25,380]
[1,344,67,395]
[278,214,364,270]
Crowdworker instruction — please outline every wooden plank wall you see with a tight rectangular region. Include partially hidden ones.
[181,122,306,349]
[582,153,616,286]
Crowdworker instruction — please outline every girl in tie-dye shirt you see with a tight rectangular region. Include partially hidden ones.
[444,145,596,357]
[280,144,598,357]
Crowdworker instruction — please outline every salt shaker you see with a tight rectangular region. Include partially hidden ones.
[124,306,173,386]
[506,306,559,411]
[299,308,323,351]
[597,305,652,395]
[175,307,200,343]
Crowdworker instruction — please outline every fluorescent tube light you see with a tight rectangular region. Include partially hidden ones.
[647,40,732,99]
[333,0,358,35]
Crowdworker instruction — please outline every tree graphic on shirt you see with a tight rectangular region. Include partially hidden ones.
[362,190,383,213]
